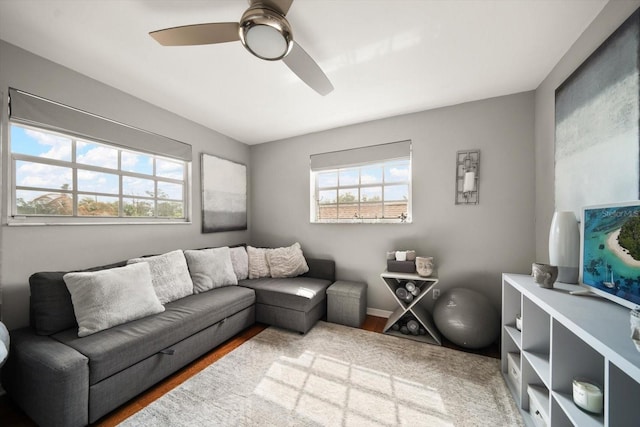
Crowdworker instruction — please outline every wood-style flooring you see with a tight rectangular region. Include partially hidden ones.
[0,316,498,426]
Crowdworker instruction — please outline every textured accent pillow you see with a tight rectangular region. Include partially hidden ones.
[184,247,238,293]
[229,246,249,280]
[63,263,165,337]
[247,246,272,279]
[127,250,193,304]
[266,242,310,278]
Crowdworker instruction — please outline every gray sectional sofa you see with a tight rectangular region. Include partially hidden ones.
[2,248,335,427]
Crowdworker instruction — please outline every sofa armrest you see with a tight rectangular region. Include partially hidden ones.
[2,327,89,427]
[303,258,335,282]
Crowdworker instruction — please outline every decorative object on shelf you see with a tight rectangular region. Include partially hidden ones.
[415,256,434,277]
[548,211,580,284]
[386,251,396,260]
[515,314,522,331]
[201,153,247,233]
[572,378,604,414]
[395,251,407,261]
[433,288,500,349]
[406,250,416,261]
[455,149,480,205]
[531,263,558,288]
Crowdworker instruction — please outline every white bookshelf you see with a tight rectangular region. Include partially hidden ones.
[502,273,640,426]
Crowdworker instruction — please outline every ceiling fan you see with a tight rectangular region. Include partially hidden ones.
[149,0,334,96]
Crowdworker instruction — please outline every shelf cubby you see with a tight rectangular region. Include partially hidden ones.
[607,362,640,427]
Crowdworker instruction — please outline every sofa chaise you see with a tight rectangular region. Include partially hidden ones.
[2,244,335,427]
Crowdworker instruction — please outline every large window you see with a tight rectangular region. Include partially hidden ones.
[310,141,411,223]
[7,88,192,225]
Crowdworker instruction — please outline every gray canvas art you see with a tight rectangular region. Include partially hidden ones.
[555,9,640,216]
[201,153,247,233]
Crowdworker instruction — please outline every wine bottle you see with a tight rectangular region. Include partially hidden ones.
[396,287,408,301]
[405,281,416,292]
[407,319,419,333]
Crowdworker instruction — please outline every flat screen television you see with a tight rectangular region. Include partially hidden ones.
[581,201,640,310]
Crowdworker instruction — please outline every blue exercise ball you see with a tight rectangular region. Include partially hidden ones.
[433,288,500,349]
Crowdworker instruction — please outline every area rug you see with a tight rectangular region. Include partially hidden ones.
[119,322,523,426]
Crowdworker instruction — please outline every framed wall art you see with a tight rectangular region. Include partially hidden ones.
[201,153,247,233]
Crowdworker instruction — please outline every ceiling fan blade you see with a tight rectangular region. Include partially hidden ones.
[150,22,240,46]
[282,41,334,96]
[249,0,294,16]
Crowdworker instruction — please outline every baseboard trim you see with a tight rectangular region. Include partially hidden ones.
[366,308,392,318]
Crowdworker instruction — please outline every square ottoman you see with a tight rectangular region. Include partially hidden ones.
[327,280,367,328]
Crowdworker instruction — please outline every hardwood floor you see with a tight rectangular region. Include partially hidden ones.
[0,316,499,426]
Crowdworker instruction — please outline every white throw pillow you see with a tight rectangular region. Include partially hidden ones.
[127,249,194,304]
[266,242,309,278]
[184,247,238,293]
[247,246,272,279]
[63,263,165,337]
[229,246,249,280]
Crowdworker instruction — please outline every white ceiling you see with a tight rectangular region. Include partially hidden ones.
[0,0,607,145]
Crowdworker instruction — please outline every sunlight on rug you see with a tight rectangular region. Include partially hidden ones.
[119,322,523,427]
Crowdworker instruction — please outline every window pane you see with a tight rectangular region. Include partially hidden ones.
[339,169,358,186]
[361,186,381,202]
[16,190,72,215]
[15,161,72,190]
[123,176,154,197]
[77,195,119,216]
[123,198,154,217]
[318,205,337,220]
[360,165,383,184]
[338,203,358,219]
[318,189,337,204]
[385,201,408,219]
[360,203,383,219]
[122,151,153,175]
[385,161,410,183]
[11,125,72,161]
[338,189,357,203]
[384,184,408,201]
[77,170,119,194]
[157,181,182,200]
[156,158,184,179]
[77,140,118,169]
[157,201,184,218]
[317,171,337,188]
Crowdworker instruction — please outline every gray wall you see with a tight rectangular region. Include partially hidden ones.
[250,92,536,314]
[0,41,250,329]
[534,1,640,262]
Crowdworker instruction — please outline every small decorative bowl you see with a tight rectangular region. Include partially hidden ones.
[532,263,558,288]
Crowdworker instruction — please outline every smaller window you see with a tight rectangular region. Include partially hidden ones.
[310,141,411,224]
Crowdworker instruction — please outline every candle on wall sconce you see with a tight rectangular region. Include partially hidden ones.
[455,150,480,204]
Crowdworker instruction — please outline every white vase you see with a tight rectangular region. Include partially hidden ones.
[548,211,580,284]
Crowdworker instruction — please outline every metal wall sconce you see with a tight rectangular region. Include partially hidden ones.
[455,150,480,205]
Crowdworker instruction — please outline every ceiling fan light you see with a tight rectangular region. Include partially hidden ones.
[239,7,293,61]
[245,25,288,60]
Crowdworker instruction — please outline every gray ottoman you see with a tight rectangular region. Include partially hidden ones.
[327,280,367,328]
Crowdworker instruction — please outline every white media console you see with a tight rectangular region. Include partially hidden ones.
[502,273,640,426]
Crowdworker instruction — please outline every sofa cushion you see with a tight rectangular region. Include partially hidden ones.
[239,277,331,312]
[52,285,255,385]
[29,260,128,336]
[63,263,165,337]
[266,242,309,278]
[127,250,194,304]
[246,246,272,279]
[229,246,249,280]
[184,247,238,293]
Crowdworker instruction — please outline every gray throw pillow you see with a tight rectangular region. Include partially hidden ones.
[266,242,309,278]
[63,263,165,337]
[247,246,272,279]
[127,249,194,304]
[184,247,238,293]
[229,246,249,280]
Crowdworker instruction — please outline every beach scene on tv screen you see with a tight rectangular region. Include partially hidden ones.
[583,205,640,305]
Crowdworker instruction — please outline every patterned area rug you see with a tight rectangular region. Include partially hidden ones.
[119,321,523,426]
